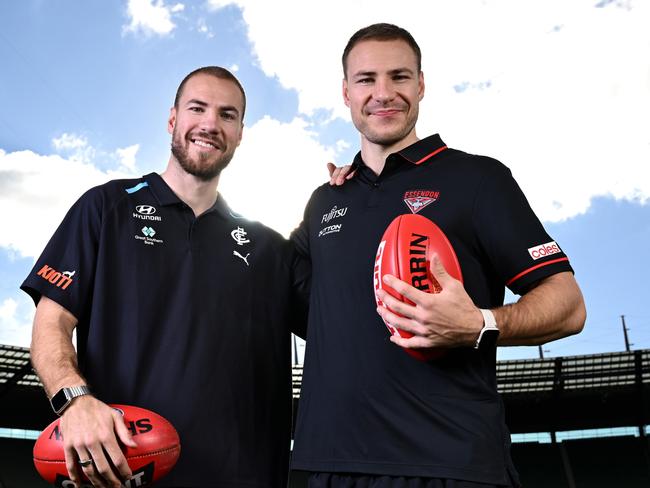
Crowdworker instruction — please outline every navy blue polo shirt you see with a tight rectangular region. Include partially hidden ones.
[290,134,573,485]
[22,172,309,488]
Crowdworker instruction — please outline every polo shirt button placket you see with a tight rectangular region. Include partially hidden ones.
[368,180,381,207]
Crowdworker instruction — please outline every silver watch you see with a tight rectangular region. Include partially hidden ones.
[474,309,500,349]
[50,385,91,415]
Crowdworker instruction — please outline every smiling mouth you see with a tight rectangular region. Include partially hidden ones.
[190,138,219,150]
[369,109,403,117]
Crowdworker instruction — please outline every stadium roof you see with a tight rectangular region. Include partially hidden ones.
[2,344,649,433]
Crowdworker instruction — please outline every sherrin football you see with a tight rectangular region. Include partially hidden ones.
[33,404,180,487]
[374,214,463,361]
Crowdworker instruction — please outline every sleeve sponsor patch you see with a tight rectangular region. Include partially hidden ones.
[527,241,561,261]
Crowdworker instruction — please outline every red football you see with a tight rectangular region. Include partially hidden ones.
[374,214,463,361]
[33,404,180,487]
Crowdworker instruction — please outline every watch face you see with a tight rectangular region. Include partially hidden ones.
[50,389,69,414]
[480,328,500,349]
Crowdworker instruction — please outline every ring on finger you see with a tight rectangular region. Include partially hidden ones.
[78,458,93,468]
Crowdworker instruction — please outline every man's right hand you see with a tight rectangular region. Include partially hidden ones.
[327,162,355,186]
[60,395,137,488]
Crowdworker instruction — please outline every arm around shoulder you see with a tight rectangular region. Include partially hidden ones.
[495,271,586,346]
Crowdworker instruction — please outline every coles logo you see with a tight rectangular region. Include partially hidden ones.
[36,265,75,290]
[528,241,561,261]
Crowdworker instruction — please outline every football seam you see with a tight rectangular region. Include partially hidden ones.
[33,444,181,463]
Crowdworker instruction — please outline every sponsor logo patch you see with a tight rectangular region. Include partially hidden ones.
[321,205,348,224]
[403,190,439,214]
[231,226,250,246]
[36,265,75,290]
[233,250,250,266]
[134,226,163,246]
[528,241,561,260]
[318,224,342,237]
[133,205,162,221]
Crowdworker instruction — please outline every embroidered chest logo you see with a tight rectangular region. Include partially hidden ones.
[135,225,164,246]
[318,205,348,238]
[231,226,250,246]
[233,251,250,266]
[403,190,440,214]
[133,205,162,222]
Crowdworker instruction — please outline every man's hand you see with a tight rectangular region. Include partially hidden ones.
[327,162,355,186]
[375,255,482,351]
[61,395,137,488]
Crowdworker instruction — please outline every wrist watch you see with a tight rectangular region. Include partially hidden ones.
[50,385,91,416]
[474,309,500,349]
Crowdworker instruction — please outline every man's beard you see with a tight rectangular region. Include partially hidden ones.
[171,131,234,182]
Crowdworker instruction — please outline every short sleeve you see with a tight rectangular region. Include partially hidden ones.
[472,160,573,295]
[20,187,103,320]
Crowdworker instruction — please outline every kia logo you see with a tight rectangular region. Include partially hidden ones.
[136,205,157,215]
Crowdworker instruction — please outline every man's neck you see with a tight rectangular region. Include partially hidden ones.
[160,158,219,217]
[360,131,419,176]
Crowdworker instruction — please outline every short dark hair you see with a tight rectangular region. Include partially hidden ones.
[342,23,422,78]
[173,66,247,121]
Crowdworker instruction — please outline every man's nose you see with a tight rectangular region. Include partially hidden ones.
[374,78,396,103]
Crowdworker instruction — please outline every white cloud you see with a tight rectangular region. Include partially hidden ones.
[123,0,184,36]
[52,132,96,164]
[0,297,32,348]
[115,144,140,172]
[0,141,139,259]
[219,116,339,236]
[208,0,650,222]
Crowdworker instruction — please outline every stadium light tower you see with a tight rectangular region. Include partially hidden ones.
[621,315,631,352]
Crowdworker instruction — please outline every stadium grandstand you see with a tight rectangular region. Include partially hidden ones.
[1,344,649,487]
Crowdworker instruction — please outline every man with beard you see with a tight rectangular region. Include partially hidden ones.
[22,67,309,488]
[291,24,586,488]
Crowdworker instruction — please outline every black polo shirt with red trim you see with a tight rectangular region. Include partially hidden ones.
[290,134,572,485]
[21,172,309,488]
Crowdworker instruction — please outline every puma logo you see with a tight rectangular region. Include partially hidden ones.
[233,251,250,266]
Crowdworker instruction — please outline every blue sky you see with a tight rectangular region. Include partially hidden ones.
[0,0,648,361]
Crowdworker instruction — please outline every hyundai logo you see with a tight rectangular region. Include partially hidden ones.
[136,205,157,215]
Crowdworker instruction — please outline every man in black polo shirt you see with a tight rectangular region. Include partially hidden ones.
[22,67,309,487]
[291,24,586,488]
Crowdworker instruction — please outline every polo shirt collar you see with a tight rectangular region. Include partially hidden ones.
[143,172,235,220]
[349,133,448,175]
[144,172,182,206]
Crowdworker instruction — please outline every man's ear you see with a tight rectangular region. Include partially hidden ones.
[342,78,351,108]
[167,107,176,134]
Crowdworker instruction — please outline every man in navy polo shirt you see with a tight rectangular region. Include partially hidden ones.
[22,67,309,487]
[291,24,586,488]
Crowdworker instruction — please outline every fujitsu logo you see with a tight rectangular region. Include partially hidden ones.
[321,205,348,224]
[36,265,75,290]
[528,241,561,260]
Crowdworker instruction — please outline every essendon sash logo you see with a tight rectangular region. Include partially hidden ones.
[403,190,439,214]
[36,265,75,290]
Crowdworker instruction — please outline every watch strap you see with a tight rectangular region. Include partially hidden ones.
[474,309,500,349]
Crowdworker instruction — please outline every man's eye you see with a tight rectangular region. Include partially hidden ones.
[357,78,373,84]
[222,112,237,120]
[189,106,204,112]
